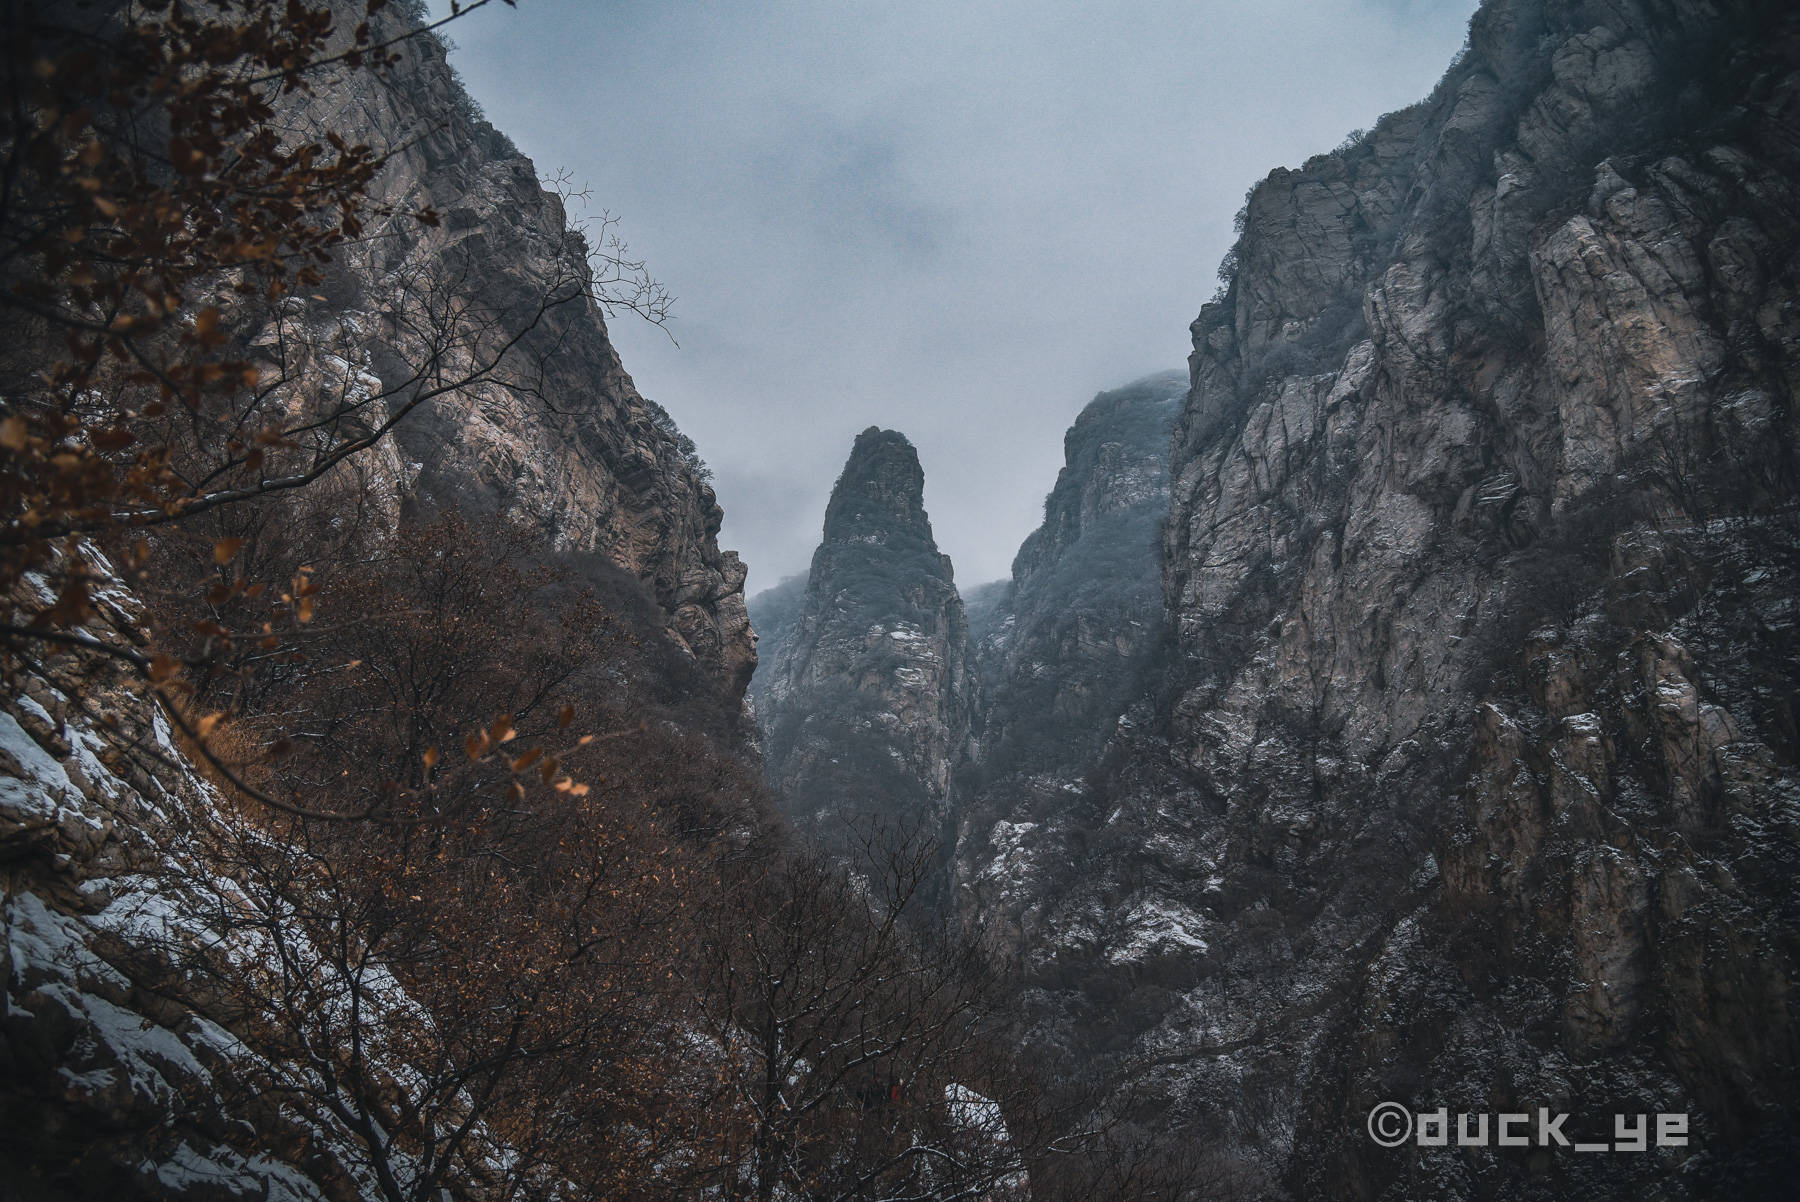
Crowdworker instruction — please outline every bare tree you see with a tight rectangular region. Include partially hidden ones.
[93,515,763,1200]
[677,825,1036,1201]
[0,0,667,819]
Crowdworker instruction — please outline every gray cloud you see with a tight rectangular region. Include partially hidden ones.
[430,0,1478,593]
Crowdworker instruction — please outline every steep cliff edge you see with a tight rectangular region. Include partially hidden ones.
[272,1,754,701]
[2,4,762,1196]
[954,372,1184,960]
[758,429,973,865]
[983,1,1799,1197]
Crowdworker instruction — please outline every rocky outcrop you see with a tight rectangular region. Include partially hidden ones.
[953,372,1184,960]
[270,2,753,701]
[974,1,1800,1197]
[758,429,973,867]
[2,5,761,1196]
[1,576,424,1201]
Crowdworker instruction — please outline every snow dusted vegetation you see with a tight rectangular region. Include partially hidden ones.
[3,656,525,1199]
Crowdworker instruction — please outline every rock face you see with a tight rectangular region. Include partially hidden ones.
[971,372,1183,773]
[2,622,437,1202]
[964,1,1800,1197]
[2,4,760,1197]
[758,429,974,868]
[745,572,808,724]
[953,372,1184,960]
[275,2,754,701]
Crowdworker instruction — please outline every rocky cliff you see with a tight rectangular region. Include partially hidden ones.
[3,609,455,1201]
[758,429,974,869]
[962,0,1800,1197]
[3,3,762,1196]
[954,372,1184,961]
[271,1,754,701]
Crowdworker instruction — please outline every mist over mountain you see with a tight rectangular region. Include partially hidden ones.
[754,0,1800,1197]
[6,0,1800,1199]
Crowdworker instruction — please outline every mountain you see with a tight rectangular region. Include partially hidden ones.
[1,3,761,1196]
[756,429,974,874]
[270,2,755,702]
[964,0,1800,1197]
[954,371,1185,962]
[10,0,1800,1196]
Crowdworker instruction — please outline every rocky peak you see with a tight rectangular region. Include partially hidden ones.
[757,430,972,883]
[783,427,961,663]
[822,427,936,547]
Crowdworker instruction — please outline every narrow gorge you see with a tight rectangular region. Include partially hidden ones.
[4,0,1798,1199]
[751,0,1800,1197]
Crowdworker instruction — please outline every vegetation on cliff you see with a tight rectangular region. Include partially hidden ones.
[0,5,1149,1200]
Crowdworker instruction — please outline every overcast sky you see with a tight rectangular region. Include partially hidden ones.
[426,0,1478,594]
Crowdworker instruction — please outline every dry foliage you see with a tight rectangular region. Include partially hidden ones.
[0,4,1213,1198]
[0,0,637,821]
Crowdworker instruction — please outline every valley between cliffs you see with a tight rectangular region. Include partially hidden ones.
[3,0,1799,1198]
[754,0,1800,1198]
